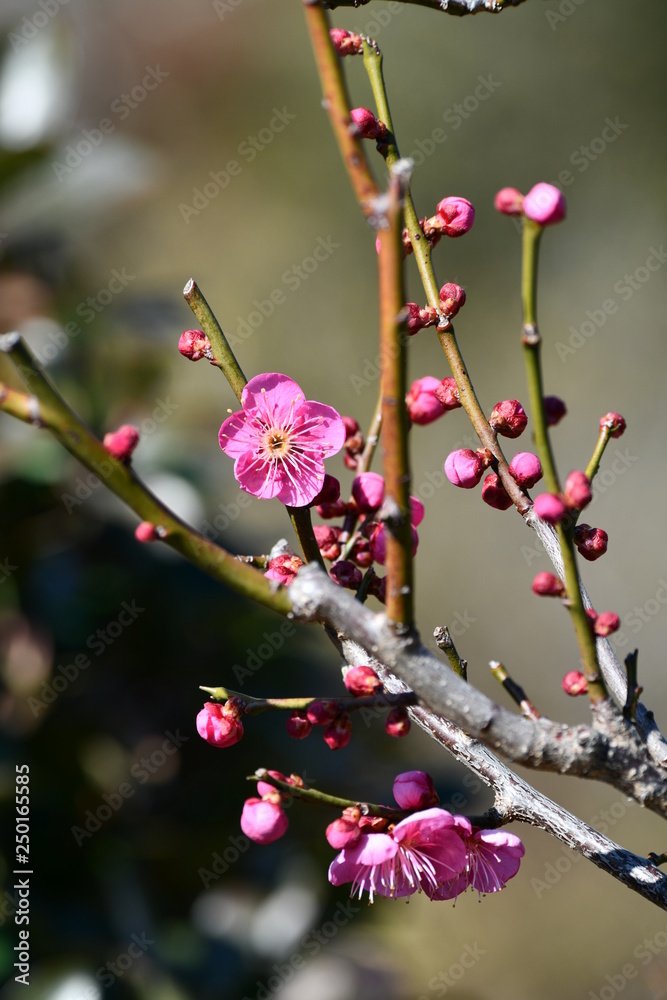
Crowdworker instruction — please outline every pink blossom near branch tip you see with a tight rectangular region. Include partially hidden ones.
[219,373,345,507]
[522,183,566,226]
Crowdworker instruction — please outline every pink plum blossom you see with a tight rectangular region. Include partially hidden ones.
[328,807,467,901]
[104,425,139,463]
[219,373,345,507]
[600,411,626,438]
[409,496,425,527]
[264,553,303,585]
[178,329,211,361]
[522,183,566,226]
[430,818,525,899]
[574,524,608,561]
[562,670,588,696]
[197,701,244,748]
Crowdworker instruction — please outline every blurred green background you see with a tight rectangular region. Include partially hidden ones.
[0,1,666,997]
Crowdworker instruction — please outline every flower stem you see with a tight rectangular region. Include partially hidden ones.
[0,333,291,616]
[520,221,560,494]
[253,769,403,819]
[200,685,416,715]
[586,425,612,483]
[183,279,247,403]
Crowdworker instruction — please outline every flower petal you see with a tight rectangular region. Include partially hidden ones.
[219,410,256,459]
[241,373,305,424]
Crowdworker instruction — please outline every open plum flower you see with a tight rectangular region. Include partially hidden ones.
[429,817,525,900]
[328,808,467,902]
[219,373,346,506]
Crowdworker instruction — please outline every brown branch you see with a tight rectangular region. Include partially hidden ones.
[322,0,530,15]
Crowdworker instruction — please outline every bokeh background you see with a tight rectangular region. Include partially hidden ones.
[0,1,666,998]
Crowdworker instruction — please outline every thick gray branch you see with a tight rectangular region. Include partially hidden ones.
[289,565,667,816]
[323,0,529,15]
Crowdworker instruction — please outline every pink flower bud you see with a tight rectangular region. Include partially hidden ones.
[481,473,512,510]
[438,282,466,319]
[349,107,386,140]
[264,553,303,586]
[594,612,620,637]
[326,812,362,849]
[197,701,244,748]
[409,496,425,527]
[494,187,524,216]
[393,770,438,810]
[330,560,362,590]
[342,416,361,441]
[564,470,592,511]
[509,452,543,489]
[349,537,373,568]
[306,700,339,726]
[352,472,385,513]
[103,424,140,463]
[316,499,350,519]
[323,713,352,750]
[344,665,382,697]
[600,412,626,438]
[313,525,341,561]
[523,182,566,226]
[406,376,447,426]
[435,196,475,237]
[489,399,527,439]
[135,521,158,543]
[385,706,411,738]
[533,493,568,525]
[434,377,461,411]
[311,474,340,507]
[405,302,438,335]
[256,770,287,796]
[369,524,419,565]
[286,711,312,740]
[445,449,484,489]
[240,797,288,844]
[532,572,565,597]
[574,524,608,561]
[562,671,588,697]
[178,329,211,361]
[544,395,567,426]
[329,28,363,56]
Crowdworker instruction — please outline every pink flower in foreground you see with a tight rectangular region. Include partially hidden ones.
[522,183,566,226]
[509,452,543,489]
[430,818,525,899]
[219,373,345,507]
[241,797,288,844]
[436,197,475,237]
[328,808,467,901]
[197,701,244,748]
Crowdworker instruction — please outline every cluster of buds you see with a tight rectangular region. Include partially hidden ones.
[494,182,566,227]
[396,196,475,258]
[406,284,467,337]
[329,27,363,56]
[342,417,364,470]
[532,469,593,526]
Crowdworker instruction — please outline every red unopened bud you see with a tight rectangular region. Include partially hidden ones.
[594,611,620,637]
[313,524,342,561]
[330,560,362,590]
[532,572,565,597]
[435,196,475,237]
[135,521,159,543]
[438,282,466,319]
[352,471,385,513]
[509,452,543,489]
[329,27,363,56]
[544,395,567,426]
[306,700,339,726]
[326,811,362,848]
[197,701,244,748]
[481,473,512,510]
[445,449,484,489]
[574,524,608,561]
[342,416,360,439]
[600,411,626,438]
[494,187,524,216]
[349,107,386,140]
[489,399,527,439]
[434,377,461,411]
[264,553,303,586]
[533,493,568,525]
[256,770,287,796]
[405,302,439,335]
[240,797,288,844]
[344,665,382,697]
[562,671,588,696]
[323,713,352,750]
[564,470,592,511]
[311,474,341,507]
[393,770,438,810]
[286,711,312,740]
[349,537,373,568]
[385,706,411,738]
[523,182,566,226]
[104,424,140,463]
[406,376,447,426]
[316,499,350,519]
[178,329,212,361]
